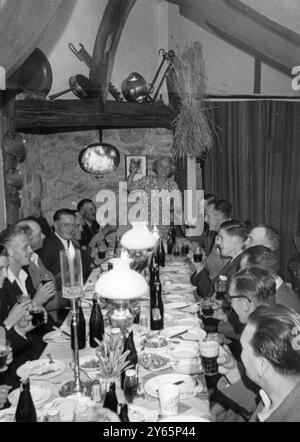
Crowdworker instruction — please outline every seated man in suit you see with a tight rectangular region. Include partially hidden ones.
[0,228,52,361]
[15,219,59,312]
[77,199,100,246]
[190,199,232,292]
[239,245,300,314]
[38,208,92,284]
[244,225,280,251]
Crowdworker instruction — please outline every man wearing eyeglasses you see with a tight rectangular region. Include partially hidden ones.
[211,266,276,422]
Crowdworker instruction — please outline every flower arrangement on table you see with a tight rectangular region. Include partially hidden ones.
[94,332,131,380]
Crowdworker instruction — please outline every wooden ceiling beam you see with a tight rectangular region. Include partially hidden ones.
[12,99,175,133]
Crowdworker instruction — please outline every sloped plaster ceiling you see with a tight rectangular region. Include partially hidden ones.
[244,0,300,34]
[0,0,65,76]
[169,0,300,77]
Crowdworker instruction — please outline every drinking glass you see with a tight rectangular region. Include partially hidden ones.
[0,339,11,372]
[172,244,181,257]
[29,303,45,326]
[214,280,227,301]
[180,242,189,256]
[123,369,138,403]
[16,293,29,304]
[199,340,219,376]
[158,384,179,416]
[201,299,214,318]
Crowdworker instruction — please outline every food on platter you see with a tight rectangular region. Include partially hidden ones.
[140,333,168,349]
[138,352,169,371]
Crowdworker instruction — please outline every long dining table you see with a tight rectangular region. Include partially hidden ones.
[16,247,213,422]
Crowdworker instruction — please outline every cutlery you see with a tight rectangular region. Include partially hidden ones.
[178,301,202,310]
[168,329,189,339]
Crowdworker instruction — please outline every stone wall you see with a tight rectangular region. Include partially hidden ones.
[20,128,173,226]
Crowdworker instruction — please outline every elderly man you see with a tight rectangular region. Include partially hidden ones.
[211,266,276,421]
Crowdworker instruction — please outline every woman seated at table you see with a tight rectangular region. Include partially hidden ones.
[127,155,179,239]
[191,220,248,299]
[216,304,300,422]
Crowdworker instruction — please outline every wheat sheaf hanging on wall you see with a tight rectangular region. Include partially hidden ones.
[171,41,213,159]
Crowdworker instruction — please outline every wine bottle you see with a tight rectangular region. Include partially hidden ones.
[118,403,130,422]
[89,296,104,347]
[156,239,165,267]
[150,280,164,331]
[113,235,119,256]
[120,328,138,389]
[103,381,118,414]
[15,378,37,422]
[167,231,173,254]
[170,221,176,244]
[71,300,86,350]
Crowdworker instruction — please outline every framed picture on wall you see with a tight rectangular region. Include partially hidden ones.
[125,155,147,181]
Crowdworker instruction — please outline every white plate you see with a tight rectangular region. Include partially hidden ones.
[165,302,191,311]
[0,407,16,422]
[173,317,201,328]
[181,328,207,342]
[43,329,70,344]
[168,345,198,360]
[144,373,196,399]
[160,326,190,339]
[128,405,158,422]
[159,415,210,422]
[164,294,186,303]
[9,383,52,408]
[172,358,202,375]
[17,359,65,380]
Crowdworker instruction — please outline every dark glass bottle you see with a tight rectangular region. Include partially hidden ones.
[149,254,158,286]
[156,239,165,267]
[71,300,86,350]
[150,280,164,331]
[103,381,118,414]
[15,378,37,422]
[167,231,173,254]
[89,296,105,348]
[119,403,130,422]
[120,328,138,389]
[113,235,119,256]
[170,221,176,244]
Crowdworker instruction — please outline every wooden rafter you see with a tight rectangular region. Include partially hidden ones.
[89,0,137,107]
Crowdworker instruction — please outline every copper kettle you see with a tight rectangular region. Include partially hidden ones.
[121,72,149,103]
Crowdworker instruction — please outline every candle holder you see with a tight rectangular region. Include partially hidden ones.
[58,243,90,397]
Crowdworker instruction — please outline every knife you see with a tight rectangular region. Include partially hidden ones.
[168,329,189,339]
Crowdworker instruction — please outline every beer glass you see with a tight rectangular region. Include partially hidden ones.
[199,341,219,376]
[201,299,214,318]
